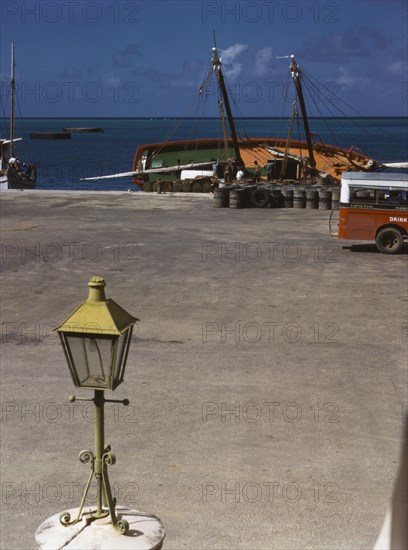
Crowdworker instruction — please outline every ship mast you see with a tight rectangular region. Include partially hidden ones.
[218,100,230,159]
[10,43,15,158]
[290,55,316,170]
[212,47,243,166]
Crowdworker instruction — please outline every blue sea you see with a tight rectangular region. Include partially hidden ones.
[2,117,407,190]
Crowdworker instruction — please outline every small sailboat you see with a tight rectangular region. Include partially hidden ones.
[0,43,36,190]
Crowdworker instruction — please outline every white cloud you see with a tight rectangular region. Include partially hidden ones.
[101,73,121,88]
[387,60,403,76]
[335,66,353,86]
[334,66,369,88]
[219,44,248,80]
[254,47,274,76]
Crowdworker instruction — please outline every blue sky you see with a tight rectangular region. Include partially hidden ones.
[1,0,407,117]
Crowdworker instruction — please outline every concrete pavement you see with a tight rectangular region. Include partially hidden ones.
[0,190,407,549]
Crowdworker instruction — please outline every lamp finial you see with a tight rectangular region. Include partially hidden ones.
[87,277,106,302]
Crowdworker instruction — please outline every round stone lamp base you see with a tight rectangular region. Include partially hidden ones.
[35,505,165,550]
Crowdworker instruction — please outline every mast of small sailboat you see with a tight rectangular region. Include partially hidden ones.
[212,47,243,167]
[290,55,316,170]
[10,43,15,159]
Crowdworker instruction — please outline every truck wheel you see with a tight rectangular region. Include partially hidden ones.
[376,227,403,254]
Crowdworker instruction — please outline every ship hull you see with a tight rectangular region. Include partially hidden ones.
[132,137,376,189]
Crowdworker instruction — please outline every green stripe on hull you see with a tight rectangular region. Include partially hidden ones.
[146,145,234,182]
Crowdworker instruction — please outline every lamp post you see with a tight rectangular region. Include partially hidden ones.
[55,276,138,535]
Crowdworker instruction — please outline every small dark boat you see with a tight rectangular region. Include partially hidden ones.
[30,132,71,140]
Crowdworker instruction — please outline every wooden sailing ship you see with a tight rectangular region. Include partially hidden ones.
[84,46,405,189]
[129,51,381,190]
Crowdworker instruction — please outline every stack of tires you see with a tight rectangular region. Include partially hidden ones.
[282,188,294,208]
[212,184,341,210]
[306,189,318,209]
[249,187,271,208]
[213,187,230,208]
[318,188,332,210]
[229,188,249,209]
[293,188,306,209]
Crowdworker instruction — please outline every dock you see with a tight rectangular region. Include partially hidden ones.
[0,191,406,550]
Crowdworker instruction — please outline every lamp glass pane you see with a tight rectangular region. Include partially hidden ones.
[113,331,128,386]
[66,334,115,388]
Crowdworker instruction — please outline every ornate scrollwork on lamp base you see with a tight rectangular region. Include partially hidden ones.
[59,389,131,535]
[58,443,128,534]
